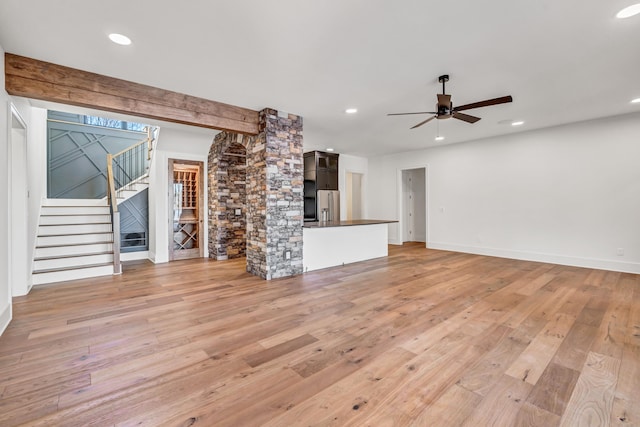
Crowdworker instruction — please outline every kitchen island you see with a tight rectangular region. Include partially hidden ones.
[303,219,397,272]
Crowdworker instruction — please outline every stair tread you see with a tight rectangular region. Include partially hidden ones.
[36,241,113,249]
[34,251,113,261]
[40,213,110,217]
[40,222,112,226]
[33,263,114,275]
[37,232,113,238]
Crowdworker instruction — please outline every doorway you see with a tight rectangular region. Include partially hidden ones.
[401,168,426,243]
[9,105,30,296]
[168,159,204,260]
[346,172,364,220]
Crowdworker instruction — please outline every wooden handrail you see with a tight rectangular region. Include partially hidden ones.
[111,138,148,159]
[106,153,121,275]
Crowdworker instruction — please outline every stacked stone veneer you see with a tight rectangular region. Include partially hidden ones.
[208,108,303,280]
[208,136,247,260]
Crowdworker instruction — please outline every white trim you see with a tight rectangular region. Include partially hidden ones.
[0,302,11,336]
[428,241,640,274]
[121,251,150,262]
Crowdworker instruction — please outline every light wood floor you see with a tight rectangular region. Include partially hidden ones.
[0,243,638,426]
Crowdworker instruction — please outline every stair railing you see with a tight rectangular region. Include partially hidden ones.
[106,157,122,275]
[105,126,156,275]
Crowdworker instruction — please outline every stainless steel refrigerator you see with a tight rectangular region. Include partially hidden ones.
[317,190,340,222]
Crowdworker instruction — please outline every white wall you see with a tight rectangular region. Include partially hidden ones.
[339,154,368,220]
[368,112,640,273]
[8,99,47,295]
[149,127,215,263]
[0,46,11,333]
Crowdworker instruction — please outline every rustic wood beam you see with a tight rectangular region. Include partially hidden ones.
[4,53,259,135]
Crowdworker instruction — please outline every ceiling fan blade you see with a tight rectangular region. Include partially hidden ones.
[453,112,481,123]
[453,95,513,112]
[437,94,451,107]
[387,111,437,116]
[410,115,437,129]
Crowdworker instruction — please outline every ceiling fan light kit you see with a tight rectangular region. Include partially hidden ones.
[388,74,513,129]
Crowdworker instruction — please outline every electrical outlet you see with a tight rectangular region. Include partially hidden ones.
[616,248,624,256]
[285,251,291,260]
[235,209,241,216]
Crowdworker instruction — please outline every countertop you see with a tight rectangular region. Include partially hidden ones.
[303,219,398,228]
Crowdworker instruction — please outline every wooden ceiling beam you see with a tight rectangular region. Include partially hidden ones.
[4,53,260,135]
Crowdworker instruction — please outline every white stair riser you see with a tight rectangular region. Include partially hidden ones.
[32,265,114,285]
[34,253,114,270]
[35,243,113,258]
[38,223,112,236]
[41,206,110,216]
[37,232,113,246]
[39,214,112,225]
[116,183,149,201]
[42,199,108,207]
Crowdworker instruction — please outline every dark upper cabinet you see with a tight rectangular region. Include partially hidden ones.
[303,151,339,220]
[305,151,338,190]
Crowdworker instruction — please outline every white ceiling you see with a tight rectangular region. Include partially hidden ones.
[1,1,639,156]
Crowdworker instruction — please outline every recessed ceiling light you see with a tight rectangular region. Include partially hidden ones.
[631,98,640,104]
[511,121,525,126]
[109,33,132,45]
[434,136,445,141]
[616,3,640,18]
[345,108,358,114]
[326,147,335,152]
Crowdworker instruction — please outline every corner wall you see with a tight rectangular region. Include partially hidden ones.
[148,127,214,263]
[368,112,640,273]
[0,46,12,333]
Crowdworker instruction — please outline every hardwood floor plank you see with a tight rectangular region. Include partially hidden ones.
[462,374,533,426]
[409,383,482,427]
[0,244,637,425]
[559,351,620,427]
[526,362,580,416]
[505,312,577,385]
[514,402,561,427]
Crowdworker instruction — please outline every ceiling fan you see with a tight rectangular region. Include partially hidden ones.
[388,75,513,129]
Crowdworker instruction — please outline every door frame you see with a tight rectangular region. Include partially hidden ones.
[8,103,31,296]
[168,158,205,260]
[396,165,429,247]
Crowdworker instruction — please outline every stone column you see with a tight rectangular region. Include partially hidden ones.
[246,109,303,279]
[208,108,303,280]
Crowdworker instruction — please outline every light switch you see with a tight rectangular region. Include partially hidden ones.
[235,209,241,216]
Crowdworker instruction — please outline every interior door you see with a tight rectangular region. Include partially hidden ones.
[169,160,204,260]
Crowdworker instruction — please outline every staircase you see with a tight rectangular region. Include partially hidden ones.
[32,126,157,286]
[33,200,115,285]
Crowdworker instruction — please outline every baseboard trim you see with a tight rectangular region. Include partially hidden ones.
[121,251,150,262]
[0,303,12,337]
[427,242,640,274]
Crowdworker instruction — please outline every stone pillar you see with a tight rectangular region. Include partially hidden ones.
[246,109,303,279]
[208,134,247,260]
[208,108,303,280]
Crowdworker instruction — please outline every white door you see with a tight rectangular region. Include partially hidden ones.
[402,168,426,243]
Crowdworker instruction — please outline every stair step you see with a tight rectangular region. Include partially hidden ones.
[37,232,114,247]
[39,214,112,225]
[32,264,115,286]
[42,199,108,207]
[41,205,111,216]
[35,243,113,258]
[38,223,112,236]
[33,253,114,271]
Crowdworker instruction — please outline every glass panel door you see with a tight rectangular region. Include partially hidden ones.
[169,160,203,260]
